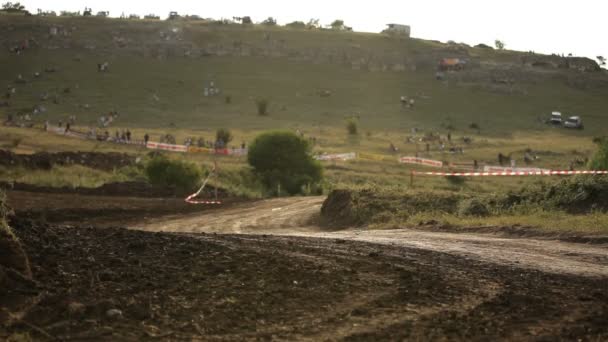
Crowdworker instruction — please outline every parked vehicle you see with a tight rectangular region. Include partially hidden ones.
[549,111,562,125]
[564,116,584,129]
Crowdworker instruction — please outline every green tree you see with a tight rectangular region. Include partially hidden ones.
[248,131,323,195]
[346,118,358,135]
[330,19,345,30]
[262,17,277,25]
[286,21,306,29]
[306,18,320,29]
[494,40,505,50]
[2,2,25,11]
[255,97,270,116]
[145,155,202,191]
[215,128,233,146]
[588,138,608,170]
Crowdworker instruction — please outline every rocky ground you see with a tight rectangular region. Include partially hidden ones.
[1,190,608,341]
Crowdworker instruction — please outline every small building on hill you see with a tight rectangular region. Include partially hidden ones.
[383,24,411,37]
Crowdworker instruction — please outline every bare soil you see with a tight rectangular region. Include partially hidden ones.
[2,191,608,341]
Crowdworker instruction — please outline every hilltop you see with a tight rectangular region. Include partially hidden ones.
[1,14,607,135]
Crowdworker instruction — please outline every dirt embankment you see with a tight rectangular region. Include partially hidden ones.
[0,149,135,171]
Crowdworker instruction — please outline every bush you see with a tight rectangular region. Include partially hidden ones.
[346,118,358,135]
[496,175,608,213]
[262,17,277,26]
[255,98,270,116]
[144,155,202,191]
[215,128,233,147]
[457,198,490,217]
[286,21,306,29]
[248,131,323,195]
[588,138,608,170]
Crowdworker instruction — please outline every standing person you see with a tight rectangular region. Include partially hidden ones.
[126,129,131,142]
[144,133,149,146]
[65,122,70,133]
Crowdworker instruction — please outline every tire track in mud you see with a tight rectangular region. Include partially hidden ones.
[134,196,608,278]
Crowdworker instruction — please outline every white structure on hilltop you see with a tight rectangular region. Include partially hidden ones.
[383,24,411,37]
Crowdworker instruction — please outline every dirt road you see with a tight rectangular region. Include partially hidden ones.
[136,196,608,278]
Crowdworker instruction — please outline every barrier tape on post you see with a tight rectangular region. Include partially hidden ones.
[315,152,357,161]
[412,170,608,177]
[185,164,222,205]
[399,156,444,168]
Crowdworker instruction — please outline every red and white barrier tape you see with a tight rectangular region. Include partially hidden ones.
[185,164,222,205]
[399,156,444,168]
[184,194,222,205]
[413,170,608,177]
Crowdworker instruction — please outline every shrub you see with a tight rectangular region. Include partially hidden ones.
[144,155,201,191]
[286,21,306,29]
[457,198,490,217]
[261,17,277,26]
[247,131,323,195]
[255,98,270,116]
[215,128,233,146]
[346,118,358,135]
[588,138,608,170]
[445,175,466,186]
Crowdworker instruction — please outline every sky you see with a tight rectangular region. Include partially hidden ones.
[20,0,608,63]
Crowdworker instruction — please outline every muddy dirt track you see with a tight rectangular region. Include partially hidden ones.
[3,192,608,341]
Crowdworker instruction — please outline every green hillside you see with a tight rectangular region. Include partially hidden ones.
[1,15,607,135]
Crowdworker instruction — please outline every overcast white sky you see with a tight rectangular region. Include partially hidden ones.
[20,0,607,62]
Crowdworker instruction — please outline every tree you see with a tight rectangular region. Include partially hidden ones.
[2,2,25,11]
[494,40,505,50]
[306,18,320,29]
[242,16,252,24]
[215,128,233,146]
[286,21,306,29]
[261,17,277,26]
[330,19,345,30]
[346,118,358,135]
[248,131,323,195]
[598,56,606,67]
[255,97,270,116]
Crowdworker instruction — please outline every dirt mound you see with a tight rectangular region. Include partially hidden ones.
[320,189,357,227]
[0,150,135,171]
[0,195,37,327]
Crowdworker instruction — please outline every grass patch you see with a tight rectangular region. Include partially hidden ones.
[0,165,140,188]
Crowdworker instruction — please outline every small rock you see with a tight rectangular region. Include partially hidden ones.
[68,302,86,316]
[106,309,123,319]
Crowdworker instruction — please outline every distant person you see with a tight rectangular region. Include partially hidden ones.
[144,133,149,145]
[126,129,131,142]
[65,123,70,133]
